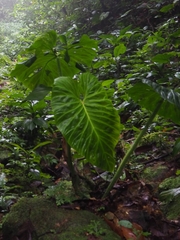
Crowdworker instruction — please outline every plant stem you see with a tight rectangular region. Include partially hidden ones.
[66,142,81,194]
[56,58,81,195]
[102,100,163,198]
[57,56,62,76]
[62,137,81,195]
[66,142,76,177]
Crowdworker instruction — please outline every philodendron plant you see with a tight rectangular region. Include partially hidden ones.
[103,79,180,197]
[11,30,180,198]
[11,31,122,194]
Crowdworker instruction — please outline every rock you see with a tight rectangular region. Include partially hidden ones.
[159,175,180,191]
[164,193,180,220]
[141,164,168,183]
[0,149,12,163]
[2,197,122,240]
[159,176,180,220]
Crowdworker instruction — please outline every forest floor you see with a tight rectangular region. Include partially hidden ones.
[0,142,180,240]
[69,153,180,239]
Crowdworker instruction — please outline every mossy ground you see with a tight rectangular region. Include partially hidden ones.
[141,164,180,220]
[162,194,180,220]
[159,176,180,220]
[2,197,122,240]
[141,164,168,183]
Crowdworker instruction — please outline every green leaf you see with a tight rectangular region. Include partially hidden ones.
[127,80,180,125]
[102,80,114,87]
[59,35,67,45]
[11,33,97,90]
[51,73,122,171]
[143,79,180,107]
[152,53,171,63]
[160,4,174,13]
[11,53,58,90]
[173,138,180,155]
[32,100,47,112]
[26,85,52,101]
[99,12,109,21]
[0,54,12,65]
[22,56,37,67]
[8,143,27,154]
[28,30,57,51]
[170,29,180,38]
[175,72,180,79]
[93,58,112,69]
[114,43,126,57]
[23,119,35,131]
[60,58,79,76]
[75,63,86,72]
[33,118,48,128]
[160,188,180,203]
[119,220,132,228]
[79,35,98,49]
[68,35,97,66]
[120,9,132,18]
[32,141,52,151]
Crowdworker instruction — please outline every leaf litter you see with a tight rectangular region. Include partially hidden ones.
[1,140,180,240]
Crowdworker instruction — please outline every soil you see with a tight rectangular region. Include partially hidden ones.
[1,147,180,240]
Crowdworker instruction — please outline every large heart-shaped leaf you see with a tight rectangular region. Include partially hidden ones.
[127,80,180,124]
[51,73,122,171]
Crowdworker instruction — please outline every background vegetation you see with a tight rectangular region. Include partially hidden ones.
[0,0,180,238]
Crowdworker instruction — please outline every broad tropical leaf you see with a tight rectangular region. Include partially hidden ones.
[11,53,59,90]
[68,35,98,66]
[28,30,57,51]
[127,80,180,124]
[11,32,97,90]
[51,73,121,171]
[25,85,52,101]
[11,31,58,89]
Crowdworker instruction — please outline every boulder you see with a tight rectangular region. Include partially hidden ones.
[2,197,122,240]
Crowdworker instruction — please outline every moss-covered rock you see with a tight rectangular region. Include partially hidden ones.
[159,188,180,220]
[159,176,180,220]
[164,193,180,220]
[141,165,168,182]
[2,197,122,240]
[159,175,180,191]
[0,149,12,162]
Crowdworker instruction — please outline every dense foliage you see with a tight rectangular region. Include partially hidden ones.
[0,0,180,207]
